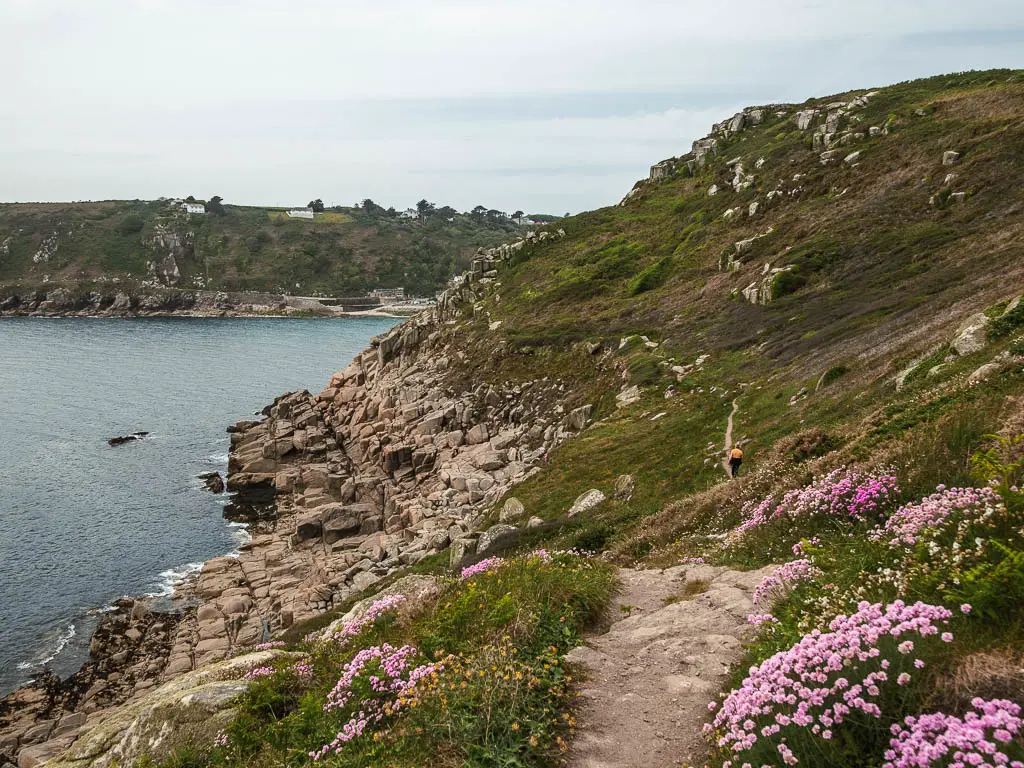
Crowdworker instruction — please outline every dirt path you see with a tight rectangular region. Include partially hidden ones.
[721,398,740,477]
[566,564,772,768]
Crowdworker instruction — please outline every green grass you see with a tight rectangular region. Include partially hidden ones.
[0,200,528,299]
[154,552,616,768]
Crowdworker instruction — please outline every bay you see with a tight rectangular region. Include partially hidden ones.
[0,316,399,694]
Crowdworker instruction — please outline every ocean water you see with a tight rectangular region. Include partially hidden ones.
[0,316,399,694]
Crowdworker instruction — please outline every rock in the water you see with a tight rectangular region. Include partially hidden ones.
[952,313,991,356]
[199,472,225,493]
[107,432,149,447]
[613,474,635,502]
[476,524,517,556]
[568,489,606,518]
[499,497,526,523]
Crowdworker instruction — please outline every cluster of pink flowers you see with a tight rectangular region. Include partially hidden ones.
[792,537,821,556]
[459,556,506,579]
[869,486,1001,547]
[292,661,314,680]
[753,559,822,607]
[324,594,406,645]
[707,600,954,765]
[747,613,779,628]
[735,468,900,537]
[530,549,553,562]
[884,698,1024,768]
[213,730,230,748]
[679,556,707,564]
[252,641,286,651]
[244,665,276,680]
[310,643,443,760]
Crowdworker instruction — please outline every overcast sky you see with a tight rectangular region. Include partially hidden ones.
[2,1,1022,214]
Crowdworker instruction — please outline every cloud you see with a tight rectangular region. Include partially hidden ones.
[1,0,1022,212]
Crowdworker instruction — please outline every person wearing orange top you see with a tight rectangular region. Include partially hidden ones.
[728,446,743,477]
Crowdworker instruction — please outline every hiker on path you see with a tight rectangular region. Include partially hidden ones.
[727,446,743,477]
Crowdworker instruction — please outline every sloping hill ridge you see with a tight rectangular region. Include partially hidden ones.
[445,68,1024,539]
[0,200,529,309]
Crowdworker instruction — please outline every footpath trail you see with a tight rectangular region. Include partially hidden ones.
[566,564,772,768]
[721,398,740,477]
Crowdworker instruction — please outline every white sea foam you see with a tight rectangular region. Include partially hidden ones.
[146,562,204,598]
[228,521,252,548]
[16,623,76,670]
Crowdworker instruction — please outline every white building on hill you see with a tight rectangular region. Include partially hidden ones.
[182,202,206,214]
[287,208,315,219]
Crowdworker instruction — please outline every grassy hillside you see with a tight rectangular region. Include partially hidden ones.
[432,69,1024,541]
[0,200,532,298]
[69,69,1024,768]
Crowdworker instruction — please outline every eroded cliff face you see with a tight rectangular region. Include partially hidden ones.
[159,302,593,675]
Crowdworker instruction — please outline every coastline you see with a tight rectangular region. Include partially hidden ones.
[0,232,557,766]
[0,307,419,320]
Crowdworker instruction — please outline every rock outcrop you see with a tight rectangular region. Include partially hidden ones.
[158,292,592,674]
[44,651,295,768]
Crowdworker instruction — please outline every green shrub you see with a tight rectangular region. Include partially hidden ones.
[574,525,610,552]
[988,300,1024,340]
[117,214,145,235]
[771,268,808,300]
[626,355,661,386]
[820,365,850,387]
[628,256,674,295]
[182,553,617,768]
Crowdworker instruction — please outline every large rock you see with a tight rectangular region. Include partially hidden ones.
[568,489,606,518]
[294,515,322,542]
[46,651,296,768]
[475,450,507,472]
[616,386,641,408]
[476,524,517,556]
[327,575,443,635]
[499,497,526,522]
[465,424,489,445]
[613,474,635,502]
[564,405,593,431]
[952,313,991,356]
[321,508,361,544]
[449,536,478,568]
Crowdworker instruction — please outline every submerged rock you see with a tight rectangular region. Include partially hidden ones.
[106,432,149,447]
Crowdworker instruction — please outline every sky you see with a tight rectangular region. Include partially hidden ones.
[1,1,1023,215]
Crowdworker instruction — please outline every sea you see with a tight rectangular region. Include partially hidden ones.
[0,316,399,695]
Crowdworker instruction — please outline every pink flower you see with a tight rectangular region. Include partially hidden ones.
[884,699,1023,768]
